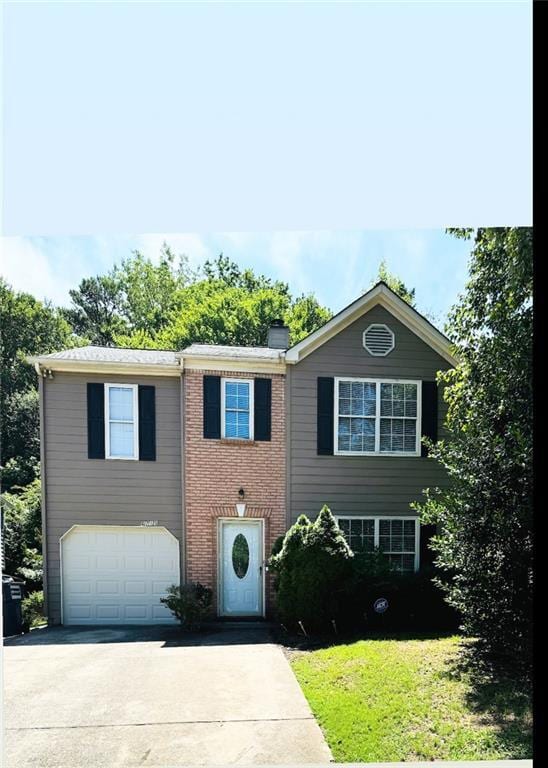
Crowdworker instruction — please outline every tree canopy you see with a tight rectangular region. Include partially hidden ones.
[67,251,332,350]
[416,227,533,672]
[374,260,416,306]
[0,279,75,489]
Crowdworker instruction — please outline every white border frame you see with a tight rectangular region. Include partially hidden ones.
[104,383,139,460]
[363,323,395,356]
[59,524,181,626]
[335,515,420,572]
[333,377,422,457]
[221,377,254,440]
[217,518,265,617]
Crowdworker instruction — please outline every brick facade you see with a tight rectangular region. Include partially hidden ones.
[183,369,286,615]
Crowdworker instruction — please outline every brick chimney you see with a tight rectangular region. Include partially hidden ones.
[267,319,289,350]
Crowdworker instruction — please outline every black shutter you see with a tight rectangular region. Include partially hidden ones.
[317,377,334,455]
[138,385,156,460]
[254,378,272,441]
[420,523,437,570]
[87,383,105,459]
[203,375,221,438]
[421,381,438,457]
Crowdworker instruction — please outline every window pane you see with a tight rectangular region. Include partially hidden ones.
[236,383,249,409]
[404,520,415,535]
[339,518,375,554]
[109,422,134,457]
[109,387,133,421]
[339,381,351,398]
[338,381,376,417]
[338,434,350,451]
[338,519,350,536]
[236,412,250,439]
[404,384,418,417]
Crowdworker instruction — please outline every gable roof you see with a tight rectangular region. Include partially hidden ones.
[285,282,457,366]
[30,282,456,375]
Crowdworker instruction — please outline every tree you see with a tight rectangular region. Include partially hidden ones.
[416,228,533,672]
[116,255,332,349]
[64,273,126,345]
[64,244,194,345]
[1,479,43,590]
[374,260,416,305]
[0,279,74,490]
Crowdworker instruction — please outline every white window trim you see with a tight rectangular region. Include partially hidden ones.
[335,515,420,572]
[221,377,254,440]
[104,383,139,460]
[333,377,422,457]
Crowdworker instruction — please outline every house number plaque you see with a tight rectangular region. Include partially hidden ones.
[140,520,159,527]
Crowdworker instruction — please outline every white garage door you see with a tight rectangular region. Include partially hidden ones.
[61,525,180,625]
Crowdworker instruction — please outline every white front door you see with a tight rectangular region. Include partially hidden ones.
[219,520,263,617]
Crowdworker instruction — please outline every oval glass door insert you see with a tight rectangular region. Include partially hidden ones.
[232,533,250,579]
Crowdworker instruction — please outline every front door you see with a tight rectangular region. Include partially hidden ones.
[219,520,263,617]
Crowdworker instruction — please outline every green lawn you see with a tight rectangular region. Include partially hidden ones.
[291,635,532,763]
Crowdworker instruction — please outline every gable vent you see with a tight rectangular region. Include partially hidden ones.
[363,324,395,356]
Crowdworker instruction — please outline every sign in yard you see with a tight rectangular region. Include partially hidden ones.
[373,597,389,614]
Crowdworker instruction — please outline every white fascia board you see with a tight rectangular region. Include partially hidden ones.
[29,357,181,377]
[181,356,286,374]
[285,284,457,366]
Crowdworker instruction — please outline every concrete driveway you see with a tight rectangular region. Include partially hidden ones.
[3,624,332,767]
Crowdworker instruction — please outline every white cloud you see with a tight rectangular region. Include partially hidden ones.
[0,237,70,305]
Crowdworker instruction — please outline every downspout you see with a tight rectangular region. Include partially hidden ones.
[179,357,186,584]
[36,365,49,623]
[284,364,292,530]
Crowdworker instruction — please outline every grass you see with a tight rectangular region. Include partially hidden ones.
[290,634,532,763]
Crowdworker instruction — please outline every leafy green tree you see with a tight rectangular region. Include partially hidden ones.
[374,260,416,305]
[116,246,195,333]
[116,255,331,349]
[64,244,194,345]
[416,228,533,672]
[285,295,332,344]
[1,479,43,589]
[64,273,126,345]
[0,279,74,490]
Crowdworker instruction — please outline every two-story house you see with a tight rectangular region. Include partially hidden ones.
[30,282,456,626]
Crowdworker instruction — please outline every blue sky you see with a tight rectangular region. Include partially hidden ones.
[1,230,473,327]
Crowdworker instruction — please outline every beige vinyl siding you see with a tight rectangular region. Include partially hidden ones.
[289,304,451,523]
[43,372,182,624]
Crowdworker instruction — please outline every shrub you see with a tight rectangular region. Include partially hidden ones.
[161,582,213,630]
[270,506,353,631]
[21,590,45,629]
[352,565,459,632]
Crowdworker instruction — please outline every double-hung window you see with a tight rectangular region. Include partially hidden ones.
[221,378,254,440]
[105,383,138,459]
[337,516,419,572]
[335,378,421,455]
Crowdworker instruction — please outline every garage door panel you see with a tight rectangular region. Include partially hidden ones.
[62,526,179,625]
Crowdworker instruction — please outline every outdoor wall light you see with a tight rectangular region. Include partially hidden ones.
[238,488,245,500]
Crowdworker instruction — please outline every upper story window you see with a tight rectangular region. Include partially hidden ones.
[105,383,138,459]
[335,378,421,456]
[221,378,254,440]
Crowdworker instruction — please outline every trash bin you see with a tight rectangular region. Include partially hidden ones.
[2,575,27,637]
